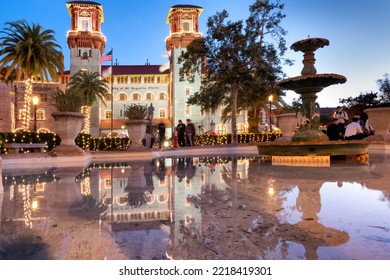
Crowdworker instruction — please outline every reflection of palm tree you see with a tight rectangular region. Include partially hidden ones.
[0,20,63,131]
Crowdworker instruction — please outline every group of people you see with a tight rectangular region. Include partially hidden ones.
[327,106,375,141]
[176,119,196,147]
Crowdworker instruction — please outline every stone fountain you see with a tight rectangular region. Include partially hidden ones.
[256,37,369,167]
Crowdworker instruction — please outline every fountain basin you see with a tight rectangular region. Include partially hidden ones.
[278,74,347,94]
[255,141,369,167]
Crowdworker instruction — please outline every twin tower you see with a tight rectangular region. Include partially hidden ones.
[65,1,204,136]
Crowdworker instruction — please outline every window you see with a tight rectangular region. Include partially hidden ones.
[216,124,227,134]
[105,110,112,119]
[78,17,91,31]
[144,75,154,83]
[18,109,27,120]
[159,109,166,118]
[36,109,45,120]
[182,20,192,32]
[185,104,191,115]
[130,76,141,84]
[159,92,167,100]
[117,76,128,84]
[185,87,191,96]
[237,123,246,134]
[104,179,111,188]
[118,93,127,101]
[157,76,167,83]
[106,94,113,101]
[131,93,141,101]
[145,92,154,101]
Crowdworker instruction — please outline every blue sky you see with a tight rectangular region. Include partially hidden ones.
[1,0,390,107]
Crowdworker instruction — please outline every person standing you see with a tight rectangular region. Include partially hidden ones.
[186,119,196,146]
[176,119,186,147]
[157,121,166,148]
[332,106,348,135]
[144,118,153,149]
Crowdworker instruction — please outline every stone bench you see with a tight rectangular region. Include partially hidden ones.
[4,143,46,154]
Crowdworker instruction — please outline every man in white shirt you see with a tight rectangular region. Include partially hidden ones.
[344,115,366,140]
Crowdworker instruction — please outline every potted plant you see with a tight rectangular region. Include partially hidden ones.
[364,107,390,141]
[49,88,85,153]
[275,104,298,142]
[123,104,149,149]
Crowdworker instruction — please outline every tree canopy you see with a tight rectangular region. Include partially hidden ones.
[178,0,289,142]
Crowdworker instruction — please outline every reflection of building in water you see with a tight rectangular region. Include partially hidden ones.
[95,162,173,224]
[169,157,251,255]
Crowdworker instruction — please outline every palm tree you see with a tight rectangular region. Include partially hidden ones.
[68,70,109,134]
[0,20,63,131]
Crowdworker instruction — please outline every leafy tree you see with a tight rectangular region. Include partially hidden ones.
[376,73,390,105]
[0,20,63,131]
[178,0,289,143]
[340,91,380,117]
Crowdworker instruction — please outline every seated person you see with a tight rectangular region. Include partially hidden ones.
[326,118,343,140]
[344,115,366,140]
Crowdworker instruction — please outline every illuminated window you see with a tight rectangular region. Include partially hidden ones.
[144,75,154,83]
[237,123,246,134]
[117,76,128,84]
[216,124,227,134]
[157,76,167,83]
[130,76,141,84]
[159,109,166,118]
[105,110,112,119]
[131,93,141,101]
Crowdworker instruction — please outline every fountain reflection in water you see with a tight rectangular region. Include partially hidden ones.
[1,155,390,260]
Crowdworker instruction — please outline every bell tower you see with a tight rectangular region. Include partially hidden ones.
[165,5,203,130]
[66,1,106,76]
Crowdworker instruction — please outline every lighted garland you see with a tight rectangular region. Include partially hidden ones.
[194,132,281,146]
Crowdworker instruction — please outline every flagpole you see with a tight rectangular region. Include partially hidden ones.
[110,48,114,149]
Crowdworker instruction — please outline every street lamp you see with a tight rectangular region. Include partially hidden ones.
[268,94,273,132]
[32,96,39,132]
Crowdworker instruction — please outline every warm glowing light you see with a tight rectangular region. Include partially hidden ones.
[32,199,39,210]
[81,106,91,134]
[163,141,169,148]
[33,96,39,105]
[121,168,125,174]
[268,186,275,196]
[268,94,273,102]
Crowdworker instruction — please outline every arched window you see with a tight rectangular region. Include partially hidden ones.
[216,124,227,134]
[145,92,154,101]
[118,93,128,101]
[159,92,167,100]
[237,123,246,134]
[131,93,141,101]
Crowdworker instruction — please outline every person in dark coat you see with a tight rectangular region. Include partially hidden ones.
[326,118,343,140]
[185,119,196,146]
[176,119,186,147]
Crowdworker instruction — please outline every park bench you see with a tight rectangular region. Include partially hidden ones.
[4,143,46,154]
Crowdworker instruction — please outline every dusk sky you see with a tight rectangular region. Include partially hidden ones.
[1,0,389,107]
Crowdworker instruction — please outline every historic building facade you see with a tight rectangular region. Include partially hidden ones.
[0,2,250,138]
